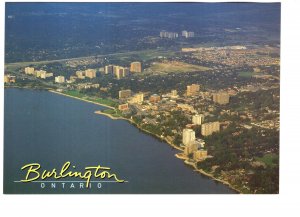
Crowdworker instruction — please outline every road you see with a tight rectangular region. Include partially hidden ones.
[4,48,174,72]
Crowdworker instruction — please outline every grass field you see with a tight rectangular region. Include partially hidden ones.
[112,49,176,63]
[63,90,117,107]
[255,153,279,167]
[102,109,122,117]
[238,71,254,78]
[144,61,210,74]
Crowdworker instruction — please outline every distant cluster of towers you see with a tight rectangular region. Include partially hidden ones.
[160,30,195,39]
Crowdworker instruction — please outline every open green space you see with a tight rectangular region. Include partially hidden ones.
[255,153,279,167]
[144,61,210,74]
[102,109,123,117]
[238,71,254,78]
[63,90,118,108]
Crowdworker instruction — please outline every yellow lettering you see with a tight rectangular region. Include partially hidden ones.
[41,169,57,179]
[20,163,41,182]
[83,170,92,188]
[60,161,71,178]
[19,162,125,187]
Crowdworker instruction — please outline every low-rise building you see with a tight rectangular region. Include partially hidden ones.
[119,89,132,99]
[184,139,206,156]
[128,93,144,104]
[77,83,100,90]
[177,104,196,113]
[149,94,161,103]
[193,149,208,161]
[41,72,53,79]
[69,76,77,83]
[4,74,16,83]
[118,103,129,111]
[171,90,178,98]
[184,142,198,155]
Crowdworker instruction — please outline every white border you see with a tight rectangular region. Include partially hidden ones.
[2,0,300,217]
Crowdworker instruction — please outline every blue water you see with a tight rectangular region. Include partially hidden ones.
[4,88,235,194]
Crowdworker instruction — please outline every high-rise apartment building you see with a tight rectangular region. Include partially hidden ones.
[212,91,230,105]
[187,31,195,37]
[35,70,52,79]
[130,62,142,73]
[182,128,196,146]
[35,70,47,78]
[85,69,97,79]
[55,76,65,83]
[187,84,200,96]
[182,30,195,38]
[114,66,129,79]
[182,30,188,37]
[105,65,114,74]
[201,121,220,136]
[160,30,178,39]
[24,67,35,75]
[192,114,204,125]
[76,71,85,79]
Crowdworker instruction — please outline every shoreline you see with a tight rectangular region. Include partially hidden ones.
[48,90,115,109]
[94,111,184,152]
[94,110,128,120]
[49,88,239,193]
[48,89,182,151]
[183,160,241,193]
[4,85,52,90]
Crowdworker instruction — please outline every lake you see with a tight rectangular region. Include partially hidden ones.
[4,88,235,194]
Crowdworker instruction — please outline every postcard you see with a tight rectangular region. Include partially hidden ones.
[4,2,280,194]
